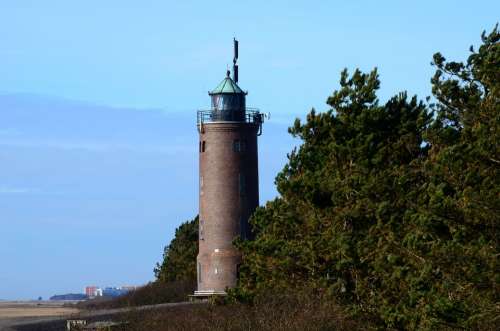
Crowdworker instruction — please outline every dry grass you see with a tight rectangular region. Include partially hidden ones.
[121,291,368,331]
[0,301,77,319]
[75,283,374,330]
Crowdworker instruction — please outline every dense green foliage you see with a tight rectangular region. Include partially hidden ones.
[154,216,198,283]
[234,26,499,330]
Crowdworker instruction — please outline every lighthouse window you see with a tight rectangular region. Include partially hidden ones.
[199,219,204,240]
[201,141,206,152]
[198,263,202,283]
[239,173,246,196]
[233,139,247,152]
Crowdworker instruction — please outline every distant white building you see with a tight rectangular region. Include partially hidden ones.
[84,286,102,298]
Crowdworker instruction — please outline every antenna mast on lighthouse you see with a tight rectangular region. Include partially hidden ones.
[233,38,239,83]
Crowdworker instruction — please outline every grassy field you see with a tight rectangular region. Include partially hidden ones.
[0,301,78,319]
[0,301,78,330]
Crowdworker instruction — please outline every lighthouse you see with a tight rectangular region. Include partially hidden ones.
[194,39,264,296]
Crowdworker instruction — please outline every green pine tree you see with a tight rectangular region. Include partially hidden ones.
[236,67,432,328]
[155,216,199,283]
[234,25,499,330]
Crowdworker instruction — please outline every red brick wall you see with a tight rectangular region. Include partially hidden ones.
[197,122,259,292]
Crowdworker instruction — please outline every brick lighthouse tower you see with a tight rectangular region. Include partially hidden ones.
[194,39,264,296]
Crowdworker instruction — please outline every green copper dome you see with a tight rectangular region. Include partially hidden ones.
[209,72,245,95]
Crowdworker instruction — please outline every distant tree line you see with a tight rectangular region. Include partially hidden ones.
[156,26,499,330]
[50,293,87,301]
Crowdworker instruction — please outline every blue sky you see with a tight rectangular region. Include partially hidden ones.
[0,1,498,300]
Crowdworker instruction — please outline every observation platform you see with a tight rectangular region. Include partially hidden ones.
[197,108,264,134]
[197,108,263,124]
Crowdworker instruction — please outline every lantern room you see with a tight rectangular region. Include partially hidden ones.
[208,70,247,122]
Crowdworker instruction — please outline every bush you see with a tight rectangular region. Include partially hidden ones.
[122,288,365,331]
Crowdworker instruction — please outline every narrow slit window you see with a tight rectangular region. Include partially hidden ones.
[199,219,204,240]
[202,141,206,152]
[233,139,247,152]
[239,173,246,196]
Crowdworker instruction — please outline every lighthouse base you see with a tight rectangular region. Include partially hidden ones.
[189,290,227,302]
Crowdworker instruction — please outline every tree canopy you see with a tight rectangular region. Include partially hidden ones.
[154,216,198,283]
[234,25,499,330]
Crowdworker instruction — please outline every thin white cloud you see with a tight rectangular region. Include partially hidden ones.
[0,186,40,194]
[0,139,193,154]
